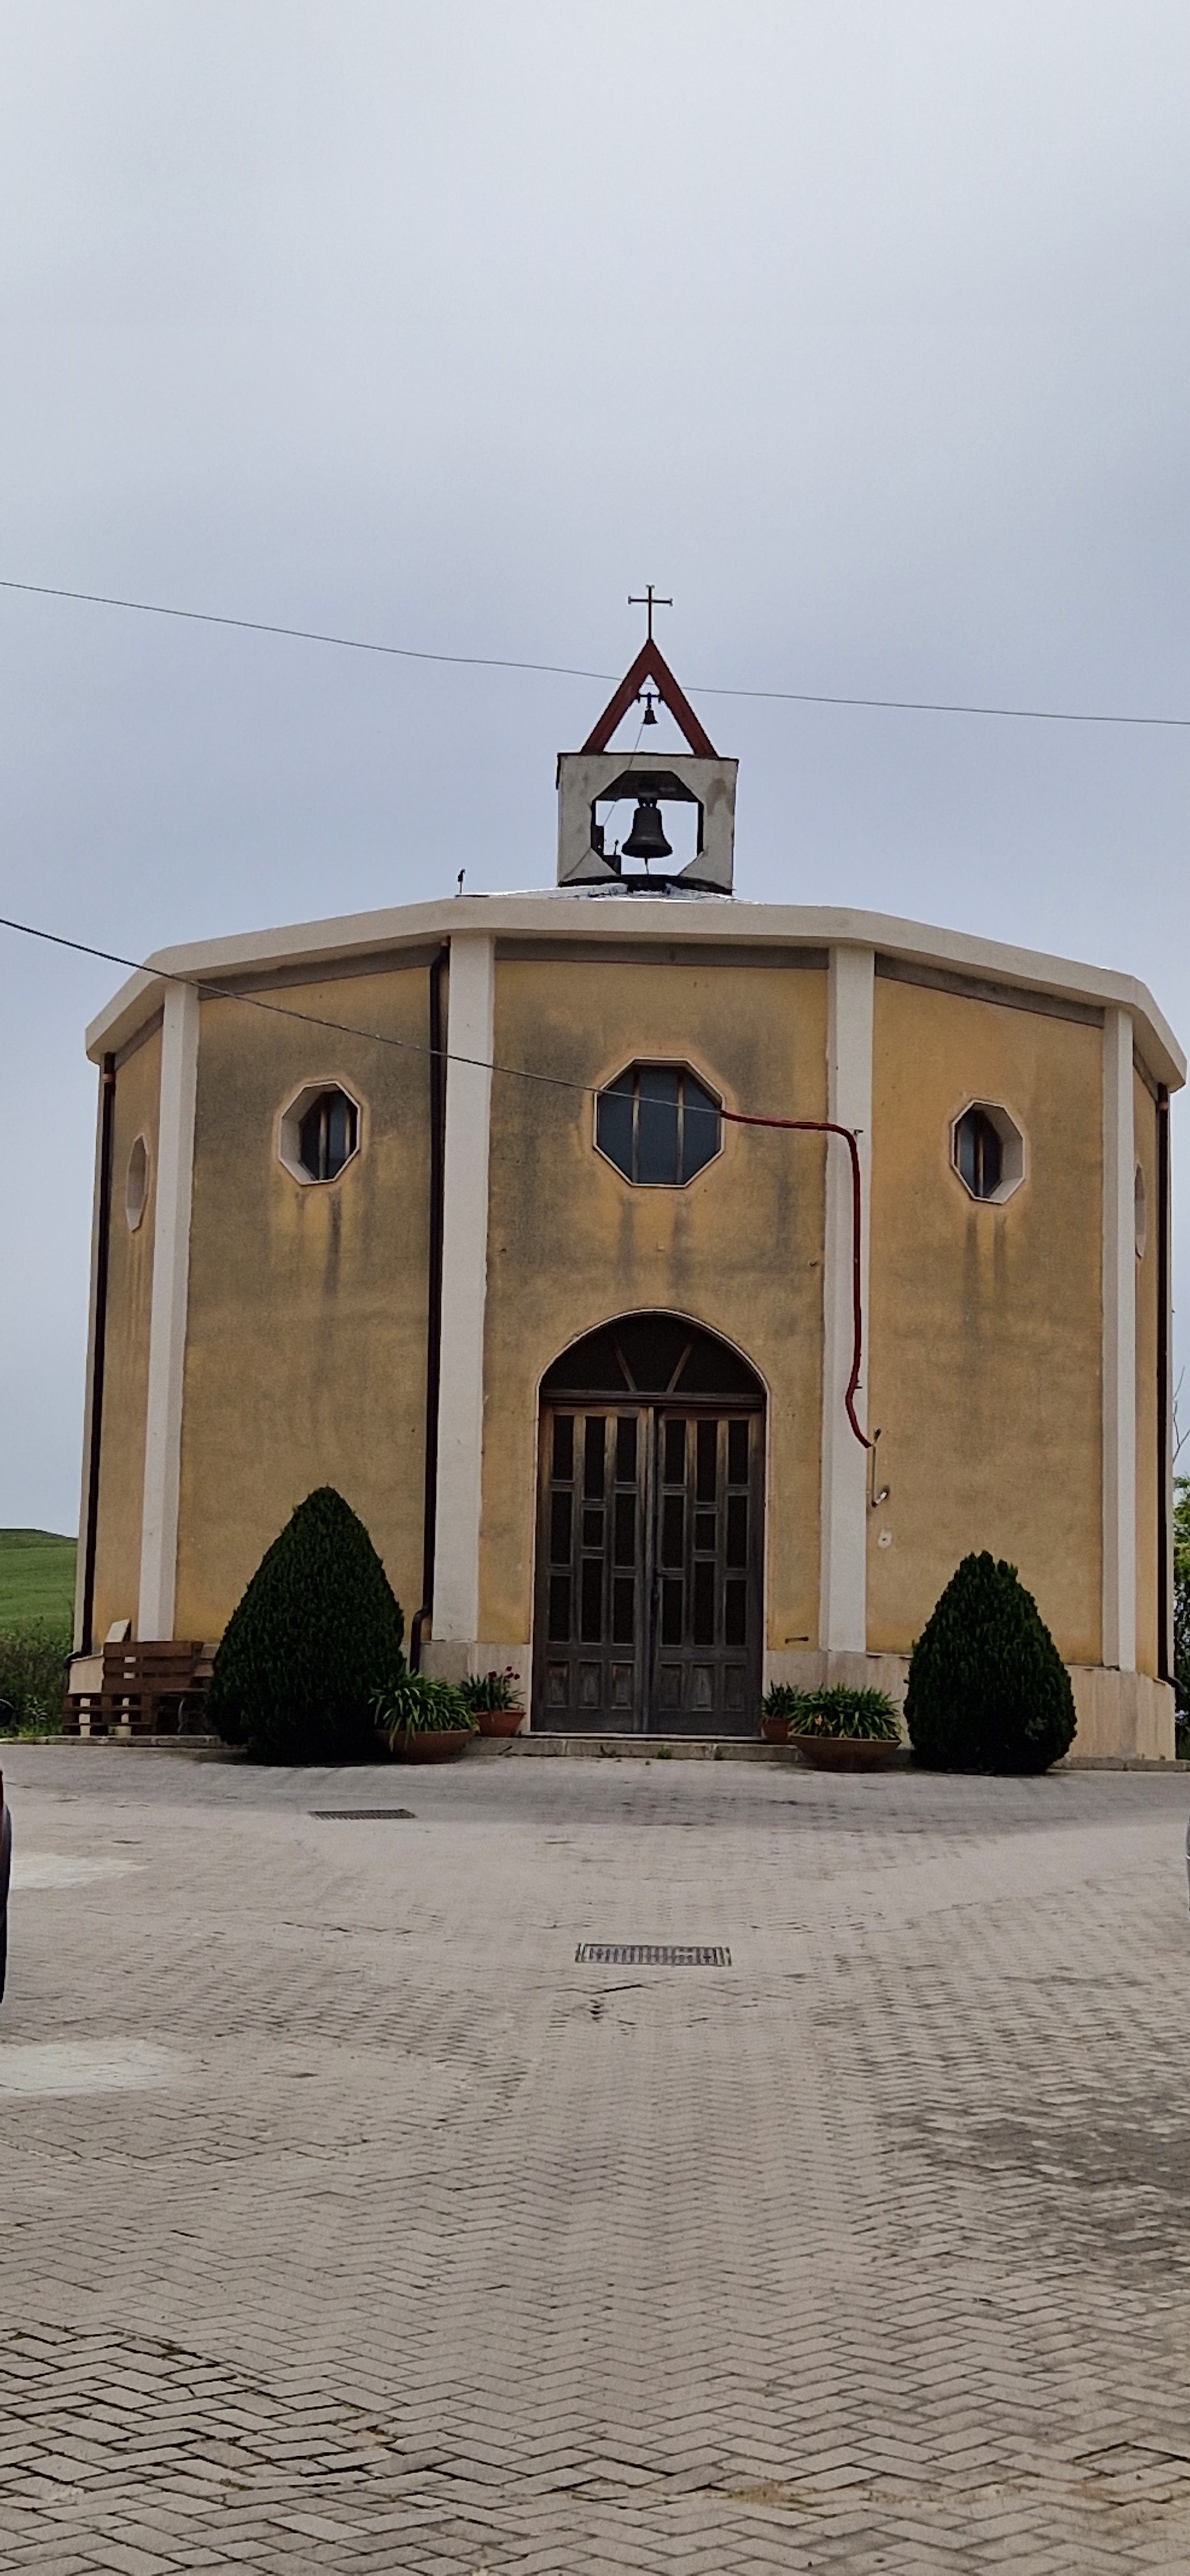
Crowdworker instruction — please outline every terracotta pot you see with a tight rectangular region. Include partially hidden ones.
[476,1707,525,1738]
[390,1727,475,1764]
[760,1714,791,1745]
[791,1732,902,1772]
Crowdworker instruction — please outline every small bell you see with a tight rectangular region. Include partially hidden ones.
[621,795,673,862]
[640,688,658,726]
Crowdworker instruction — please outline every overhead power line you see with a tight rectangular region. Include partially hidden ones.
[2,574,1189,733]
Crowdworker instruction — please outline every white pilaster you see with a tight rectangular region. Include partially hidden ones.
[818,944,874,1653]
[138,981,200,1639]
[433,934,495,1642]
[1101,1005,1137,1671]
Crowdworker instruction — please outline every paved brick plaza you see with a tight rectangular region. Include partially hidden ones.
[3,1744,1190,2573]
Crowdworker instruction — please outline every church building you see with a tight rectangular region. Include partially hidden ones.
[71,640,1184,1756]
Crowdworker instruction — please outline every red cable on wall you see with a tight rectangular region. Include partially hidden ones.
[721,1112,871,1450]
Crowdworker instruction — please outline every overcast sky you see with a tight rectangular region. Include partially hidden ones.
[1,0,1188,1531]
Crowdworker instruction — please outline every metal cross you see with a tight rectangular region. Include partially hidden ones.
[628,583,673,641]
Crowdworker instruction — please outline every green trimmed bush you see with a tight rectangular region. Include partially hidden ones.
[207,1488,404,1762]
[905,1551,1075,1774]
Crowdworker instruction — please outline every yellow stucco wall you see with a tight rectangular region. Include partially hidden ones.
[91,1026,161,1642]
[173,964,433,1640]
[866,978,1103,1663]
[1133,1072,1159,1679]
[480,952,829,1648]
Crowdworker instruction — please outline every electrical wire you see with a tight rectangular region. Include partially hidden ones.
[3,575,1189,732]
[0,904,873,1444]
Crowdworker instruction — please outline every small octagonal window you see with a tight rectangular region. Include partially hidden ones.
[596,1063,722,1186]
[951,1101,1025,1205]
[279,1082,361,1185]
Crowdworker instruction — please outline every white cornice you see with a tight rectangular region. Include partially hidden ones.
[86,890,1185,1089]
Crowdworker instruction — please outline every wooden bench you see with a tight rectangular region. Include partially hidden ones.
[63,1642,211,1739]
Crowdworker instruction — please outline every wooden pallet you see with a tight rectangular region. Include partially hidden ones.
[64,1642,211,1738]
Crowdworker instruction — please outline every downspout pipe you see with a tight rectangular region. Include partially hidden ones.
[410,945,448,1671]
[1156,1084,1171,1683]
[79,1052,117,1656]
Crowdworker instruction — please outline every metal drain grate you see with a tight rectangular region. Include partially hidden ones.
[311,1808,416,1821]
[576,1942,731,1967]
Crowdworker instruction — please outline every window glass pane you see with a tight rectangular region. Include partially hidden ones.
[693,1560,715,1645]
[696,1419,717,1502]
[681,1074,721,1181]
[612,1577,634,1645]
[694,1510,715,1552]
[582,1507,604,1549]
[728,1419,749,1484]
[636,1067,680,1183]
[615,1414,638,1481]
[977,1114,1002,1197]
[726,1495,748,1567]
[583,1416,606,1498]
[548,1574,571,1642]
[614,1493,636,1564]
[661,1577,683,1644]
[596,1081,634,1179]
[661,1493,684,1566]
[580,1558,603,1642]
[664,1417,685,1482]
[724,1578,747,1646]
[549,1492,572,1564]
[552,1414,574,1481]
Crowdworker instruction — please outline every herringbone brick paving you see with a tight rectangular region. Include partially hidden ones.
[2,1747,1189,2569]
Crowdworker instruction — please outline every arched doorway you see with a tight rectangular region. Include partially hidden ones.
[533,1313,765,1736]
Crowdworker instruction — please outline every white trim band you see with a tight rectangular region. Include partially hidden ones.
[432,934,495,1642]
[1101,1005,1137,1671]
[137,981,199,1640]
[818,944,874,1653]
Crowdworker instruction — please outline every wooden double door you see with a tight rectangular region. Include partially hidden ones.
[534,1401,764,1735]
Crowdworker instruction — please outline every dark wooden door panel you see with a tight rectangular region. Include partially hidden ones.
[534,1396,764,1736]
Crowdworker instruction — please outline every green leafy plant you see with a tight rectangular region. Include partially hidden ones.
[458,1666,522,1713]
[905,1550,1076,1774]
[206,1487,405,1762]
[761,1681,900,1741]
[791,1686,900,1742]
[372,1672,476,1741]
[761,1683,805,1723]
[0,1625,68,1738]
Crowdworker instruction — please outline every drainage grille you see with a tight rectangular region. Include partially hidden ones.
[576,1942,731,1967]
[311,1808,416,1820]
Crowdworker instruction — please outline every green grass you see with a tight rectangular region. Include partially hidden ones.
[0,1529,77,1630]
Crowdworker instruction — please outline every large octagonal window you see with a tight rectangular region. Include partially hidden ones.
[596,1063,722,1187]
[278,1081,361,1185]
[951,1100,1025,1204]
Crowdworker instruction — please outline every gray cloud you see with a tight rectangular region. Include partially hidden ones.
[2,0,1188,1524]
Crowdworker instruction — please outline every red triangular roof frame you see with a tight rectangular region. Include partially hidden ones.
[580,640,718,759]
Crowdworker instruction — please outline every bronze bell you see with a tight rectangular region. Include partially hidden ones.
[622,795,672,861]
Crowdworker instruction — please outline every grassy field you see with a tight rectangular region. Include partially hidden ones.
[0,1528,77,1631]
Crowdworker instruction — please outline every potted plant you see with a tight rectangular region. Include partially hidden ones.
[459,1667,525,1738]
[371,1672,477,1763]
[789,1685,903,1771]
[759,1683,803,1745]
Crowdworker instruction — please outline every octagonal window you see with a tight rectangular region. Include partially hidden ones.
[279,1082,361,1185]
[951,1101,1025,1205]
[125,1133,149,1232]
[596,1063,722,1187]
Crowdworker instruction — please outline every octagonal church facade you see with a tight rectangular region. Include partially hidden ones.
[73,645,1184,1756]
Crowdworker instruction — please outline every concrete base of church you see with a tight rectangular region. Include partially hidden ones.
[767,1647,1175,1761]
[422,1639,1175,1761]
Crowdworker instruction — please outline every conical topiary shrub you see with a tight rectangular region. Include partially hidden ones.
[905,1551,1076,1775]
[207,1488,404,1762]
